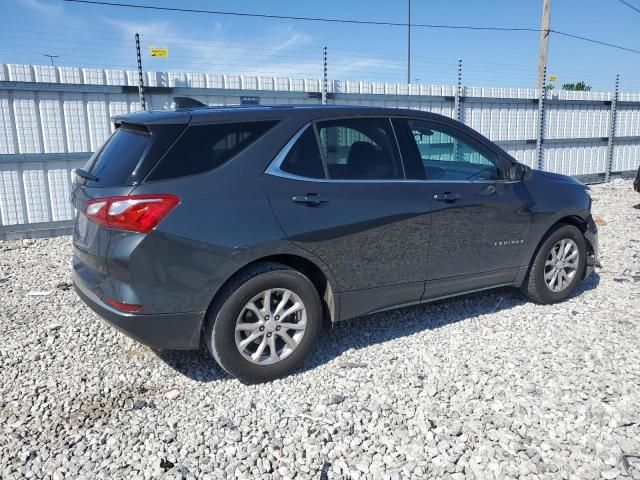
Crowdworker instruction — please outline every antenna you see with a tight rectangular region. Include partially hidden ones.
[173,97,207,109]
[44,54,59,66]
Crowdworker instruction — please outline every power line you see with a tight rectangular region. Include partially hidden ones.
[63,0,541,31]
[62,0,640,56]
[616,0,640,15]
[551,30,640,55]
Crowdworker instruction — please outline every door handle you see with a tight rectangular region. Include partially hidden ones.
[433,192,462,202]
[291,194,329,206]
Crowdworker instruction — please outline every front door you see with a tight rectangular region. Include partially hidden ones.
[394,118,533,286]
[263,117,433,319]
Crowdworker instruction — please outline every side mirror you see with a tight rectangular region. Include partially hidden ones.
[510,162,531,181]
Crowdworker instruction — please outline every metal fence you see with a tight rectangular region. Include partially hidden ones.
[1,62,639,239]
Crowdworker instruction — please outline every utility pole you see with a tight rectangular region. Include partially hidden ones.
[536,0,551,91]
[407,0,412,84]
[44,54,59,66]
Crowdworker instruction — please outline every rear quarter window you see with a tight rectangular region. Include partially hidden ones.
[280,127,325,179]
[148,121,277,180]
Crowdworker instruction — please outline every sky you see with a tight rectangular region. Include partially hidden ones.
[1,0,640,92]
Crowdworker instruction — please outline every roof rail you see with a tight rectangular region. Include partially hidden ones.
[173,96,207,109]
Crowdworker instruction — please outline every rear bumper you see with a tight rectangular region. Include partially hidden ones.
[584,215,600,277]
[73,269,203,350]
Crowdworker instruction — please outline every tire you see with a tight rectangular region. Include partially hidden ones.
[204,262,322,384]
[521,223,587,304]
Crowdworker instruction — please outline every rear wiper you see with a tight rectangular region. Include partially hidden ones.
[75,168,99,182]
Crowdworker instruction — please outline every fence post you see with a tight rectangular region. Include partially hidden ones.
[536,66,547,170]
[605,74,620,183]
[135,33,147,110]
[454,59,463,122]
[322,46,328,105]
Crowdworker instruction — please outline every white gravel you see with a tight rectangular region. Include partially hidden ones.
[1,180,639,480]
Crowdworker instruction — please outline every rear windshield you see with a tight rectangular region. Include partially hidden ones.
[86,127,150,187]
[148,121,277,180]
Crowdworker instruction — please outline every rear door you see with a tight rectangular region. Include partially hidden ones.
[262,117,433,319]
[72,122,185,275]
[394,118,533,285]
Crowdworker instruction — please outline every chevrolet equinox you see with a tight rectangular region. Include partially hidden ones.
[72,100,599,383]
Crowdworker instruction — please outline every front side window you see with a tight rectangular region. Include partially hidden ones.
[407,119,502,181]
[316,118,403,180]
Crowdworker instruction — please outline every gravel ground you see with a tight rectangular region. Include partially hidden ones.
[1,180,639,480]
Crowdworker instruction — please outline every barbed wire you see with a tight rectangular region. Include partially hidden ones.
[0,22,632,91]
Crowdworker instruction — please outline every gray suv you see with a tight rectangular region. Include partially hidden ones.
[72,100,599,383]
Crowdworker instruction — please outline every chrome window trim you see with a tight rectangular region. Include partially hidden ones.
[265,123,311,178]
[265,121,521,184]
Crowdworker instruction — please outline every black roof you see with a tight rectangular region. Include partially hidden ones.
[111,99,452,127]
[109,99,511,158]
[186,104,413,123]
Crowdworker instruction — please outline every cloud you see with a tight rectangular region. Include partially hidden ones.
[170,33,403,81]
[89,18,403,82]
[133,26,320,77]
[18,0,62,15]
[100,17,176,38]
[14,3,407,82]
[136,26,389,80]
[265,26,314,54]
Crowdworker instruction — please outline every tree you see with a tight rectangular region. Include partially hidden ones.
[562,81,592,91]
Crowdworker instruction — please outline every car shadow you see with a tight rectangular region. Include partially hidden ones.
[153,272,600,383]
[153,347,232,382]
[633,203,640,210]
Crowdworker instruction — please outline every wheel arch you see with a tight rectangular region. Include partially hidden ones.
[517,214,591,287]
[203,253,338,336]
[555,214,589,232]
[546,215,596,258]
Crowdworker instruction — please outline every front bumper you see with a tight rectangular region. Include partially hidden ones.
[584,215,600,277]
[73,269,204,350]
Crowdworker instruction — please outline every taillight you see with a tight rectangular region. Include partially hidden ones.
[84,194,180,233]
[106,298,143,313]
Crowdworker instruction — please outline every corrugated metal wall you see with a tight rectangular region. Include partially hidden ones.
[1,63,639,238]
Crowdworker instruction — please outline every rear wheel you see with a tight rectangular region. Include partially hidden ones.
[521,224,587,304]
[205,263,322,383]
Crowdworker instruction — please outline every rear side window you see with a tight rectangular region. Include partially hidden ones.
[149,121,276,180]
[87,127,150,187]
[316,118,403,180]
[280,127,325,179]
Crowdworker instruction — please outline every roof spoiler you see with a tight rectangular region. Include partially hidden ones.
[173,96,207,109]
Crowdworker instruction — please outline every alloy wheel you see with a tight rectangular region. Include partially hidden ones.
[234,288,307,365]
[544,238,579,292]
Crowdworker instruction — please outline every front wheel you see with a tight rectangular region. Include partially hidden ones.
[521,224,587,304]
[205,263,322,383]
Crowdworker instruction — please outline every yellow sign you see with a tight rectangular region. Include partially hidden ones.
[549,74,558,82]
[149,47,169,58]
